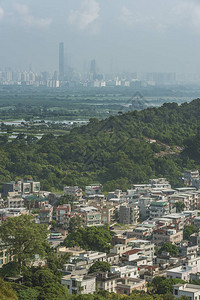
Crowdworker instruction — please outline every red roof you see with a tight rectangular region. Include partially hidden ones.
[123,249,141,256]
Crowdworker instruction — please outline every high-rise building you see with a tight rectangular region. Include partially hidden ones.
[59,42,64,81]
[90,59,96,74]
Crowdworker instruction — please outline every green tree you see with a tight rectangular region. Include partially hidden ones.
[64,226,112,253]
[0,261,20,279]
[28,269,69,300]
[68,216,83,234]
[0,277,18,300]
[46,252,71,275]
[158,242,178,256]
[183,225,199,240]
[88,261,111,274]
[18,288,40,300]
[175,202,185,213]
[0,215,48,271]
[150,276,185,294]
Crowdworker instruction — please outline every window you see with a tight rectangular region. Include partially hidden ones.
[174,289,178,295]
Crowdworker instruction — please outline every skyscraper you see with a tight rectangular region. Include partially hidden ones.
[59,42,64,81]
[90,59,96,75]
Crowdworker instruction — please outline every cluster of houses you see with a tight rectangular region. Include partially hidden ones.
[1,171,200,298]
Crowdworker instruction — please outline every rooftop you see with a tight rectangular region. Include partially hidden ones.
[123,249,142,256]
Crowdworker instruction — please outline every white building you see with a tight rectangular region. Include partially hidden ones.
[184,170,199,186]
[110,265,139,279]
[85,185,102,196]
[149,200,169,219]
[71,251,106,265]
[61,275,96,295]
[173,283,200,300]
[64,186,83,199]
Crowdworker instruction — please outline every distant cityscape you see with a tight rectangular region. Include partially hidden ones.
[1,43,200,88]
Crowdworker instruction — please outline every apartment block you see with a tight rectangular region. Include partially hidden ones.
[61,274,96,295]
[184,170,199,186]
[3,179,40,197]
[39,204,53,225]
[56,204,71,225]
[149,200,169,219]
[119,203,139,225]
[152,227,183,245]
[7,192,24,208]
[64,186,83,199]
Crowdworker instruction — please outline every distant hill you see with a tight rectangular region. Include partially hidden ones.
[0,99,199,191]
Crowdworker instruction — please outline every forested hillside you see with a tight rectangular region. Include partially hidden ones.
[0,99,200,191]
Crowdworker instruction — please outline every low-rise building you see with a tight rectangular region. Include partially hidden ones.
[177,243,198,257]
[131,227,153,240]
[127,240,155,259]
[3,179,40,197]
[121,249,143,262]
[173,283,200,299]
[150,200,169,219]
[39,204,53,225]
[190,232,200,248]
[71,251,106,265]
[7,192,24,208]
[80,208,101,227]
[152,227,183,245]
[106,253,120,265]
[110,244,132,257]
[61,274,96,295]
[117,278,146,295]
[56,204,71,226]
[167,266,195,281]
[111,235,136,247]
[184,170,199,186]
[0,242,12,268]
[57,246,85,258]
[64,186,83,199]
[110,265,139,279]
[85,185,102,197]
[149,178,171,189]
[155,252,179,269]
[96,272,119,293]
[193,217,200,229]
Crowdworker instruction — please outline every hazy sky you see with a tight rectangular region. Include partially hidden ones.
[1,0,200,73]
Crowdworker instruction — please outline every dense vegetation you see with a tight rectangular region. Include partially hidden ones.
[148,276,186,294]
[0,99,200,191]
[63,226,113,253]
[158,242,178,256]
[0,215,48,272]
[0,85,194,121]
[183,225,199,240]
[88,261,111,274]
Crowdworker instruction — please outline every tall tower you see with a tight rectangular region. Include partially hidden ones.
[59,42,64,81]
[90,59,96,80]
[90,59,96,74]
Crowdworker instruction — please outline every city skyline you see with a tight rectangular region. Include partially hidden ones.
[1,1,200,73]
